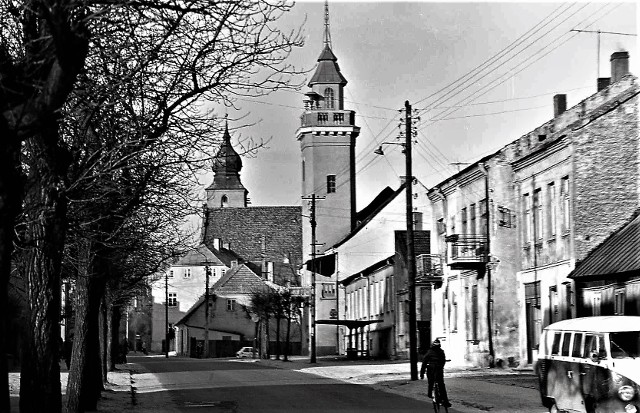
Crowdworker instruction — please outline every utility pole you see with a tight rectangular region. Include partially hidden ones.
[204,265,210,358]
[405,100,419,381]
[302,193,324,364]
[165,271,169,358]
[480,163,495,367]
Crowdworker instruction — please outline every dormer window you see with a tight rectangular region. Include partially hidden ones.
[324,88,335,109]
[221,195,228,208]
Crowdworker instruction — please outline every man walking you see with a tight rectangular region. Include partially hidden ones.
[420,339,451,408]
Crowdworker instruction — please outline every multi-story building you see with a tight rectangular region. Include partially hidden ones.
[427,153,519,367]
[427,51,638,368]
[514,52,638,365]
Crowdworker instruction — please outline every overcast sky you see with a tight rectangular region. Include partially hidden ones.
[199,1,638,213]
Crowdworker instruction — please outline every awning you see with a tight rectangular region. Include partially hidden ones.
[316,319,383,330]
[305,253,336,277]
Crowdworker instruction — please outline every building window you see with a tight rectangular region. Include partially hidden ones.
[437,218,446,235]
[561,176,570,233]
[614,289,625,315]
[169,270,174,278]
[321,283,335,299]
[450,291,458,333]
[221,195,228,208]
[302,159,305,182]
[592,292,601,316]
[461,207,467,235]
[533,188,542,242]
[498,206,512,228]
[471,285,479,341]
[168,293,177,307]
[479,199,487,236]
[547,182,556,237]
[327,175,336,194]
[227,299,236,311]
[564,282,573,319]
[324,87,335,109]
[469,204,476,236]
[549,285,559,323]
[523,193,531,244]
[184,268,191,278]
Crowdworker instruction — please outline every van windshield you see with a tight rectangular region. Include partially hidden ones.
[609,332,640,358]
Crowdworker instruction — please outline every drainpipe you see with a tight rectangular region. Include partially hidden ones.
[479,163,495,367]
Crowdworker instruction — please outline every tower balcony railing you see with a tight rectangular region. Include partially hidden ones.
[444,234,488,270]
[415,254,444,287]
[300,110,356,128]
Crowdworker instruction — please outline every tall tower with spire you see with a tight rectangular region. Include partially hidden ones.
[206,121,248,208]
[296,1,360,257]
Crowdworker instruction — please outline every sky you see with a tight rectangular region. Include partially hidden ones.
[197,1,638,214]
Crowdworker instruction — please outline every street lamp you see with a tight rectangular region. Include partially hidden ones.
[374,100,419,381]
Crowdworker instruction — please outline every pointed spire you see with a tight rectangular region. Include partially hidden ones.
[323,0,332,49]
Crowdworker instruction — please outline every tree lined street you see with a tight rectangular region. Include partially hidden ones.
[62,355,543,413]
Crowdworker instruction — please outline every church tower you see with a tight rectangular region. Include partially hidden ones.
[296,2,360,256]
[206,121,248,208]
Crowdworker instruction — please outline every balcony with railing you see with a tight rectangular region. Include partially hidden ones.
[444,234,489,270]
[415,254,444,287]
[300,110,356,128]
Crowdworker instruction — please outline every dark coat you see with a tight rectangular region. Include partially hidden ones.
[420,345,446,375]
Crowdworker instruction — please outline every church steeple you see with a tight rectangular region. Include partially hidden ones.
[296,1,360,255]
[206,120,248,208]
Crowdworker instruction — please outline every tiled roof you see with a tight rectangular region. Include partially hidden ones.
[211,264,273,295]
[570,211,640,279]
[174,244,239,267]
[204,206,302,271]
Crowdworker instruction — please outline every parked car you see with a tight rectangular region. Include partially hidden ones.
[236,347,256,358]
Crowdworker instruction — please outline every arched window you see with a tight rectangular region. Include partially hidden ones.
[324,87,335,109]
[221,195,228,208]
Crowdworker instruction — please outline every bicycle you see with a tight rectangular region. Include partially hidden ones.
[432,380,449,413]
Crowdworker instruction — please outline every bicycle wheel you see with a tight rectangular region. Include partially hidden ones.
[432,383,440,413]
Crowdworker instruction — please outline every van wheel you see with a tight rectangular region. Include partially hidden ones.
[549,404,559,413]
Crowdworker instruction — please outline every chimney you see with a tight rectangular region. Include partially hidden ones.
[223,242,230,249]
[597,77,611,92]
[213,238,220,250]
[611,51,629,83]
[553,94,567,117]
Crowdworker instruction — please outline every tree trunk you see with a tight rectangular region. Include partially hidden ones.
[19,122,70,413]
[65,241,107,413]
[275,316,281,360]
[0,122,22,413]
[284,316,291,362]
[100,295,109,383]
[110,304,123,370]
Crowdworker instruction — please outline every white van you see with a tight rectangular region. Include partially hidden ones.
[536,316,640,413]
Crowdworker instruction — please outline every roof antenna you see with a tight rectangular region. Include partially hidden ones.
[323,0,332,49]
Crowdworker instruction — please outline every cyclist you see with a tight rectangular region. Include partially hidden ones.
[420,339,451,408]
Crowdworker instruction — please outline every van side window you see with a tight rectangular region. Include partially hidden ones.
[551,332,562,355]
[572,333,583,357]
[584,334,606,359]
[561,332,572,356]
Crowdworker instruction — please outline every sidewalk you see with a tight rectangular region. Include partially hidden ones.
[8,361,134,413]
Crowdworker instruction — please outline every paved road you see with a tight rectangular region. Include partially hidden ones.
[130,356,457,412]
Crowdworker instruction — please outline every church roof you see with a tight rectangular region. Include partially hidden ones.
[207,122,246,191]
[203,206,303,278]
[309,45,347,86]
